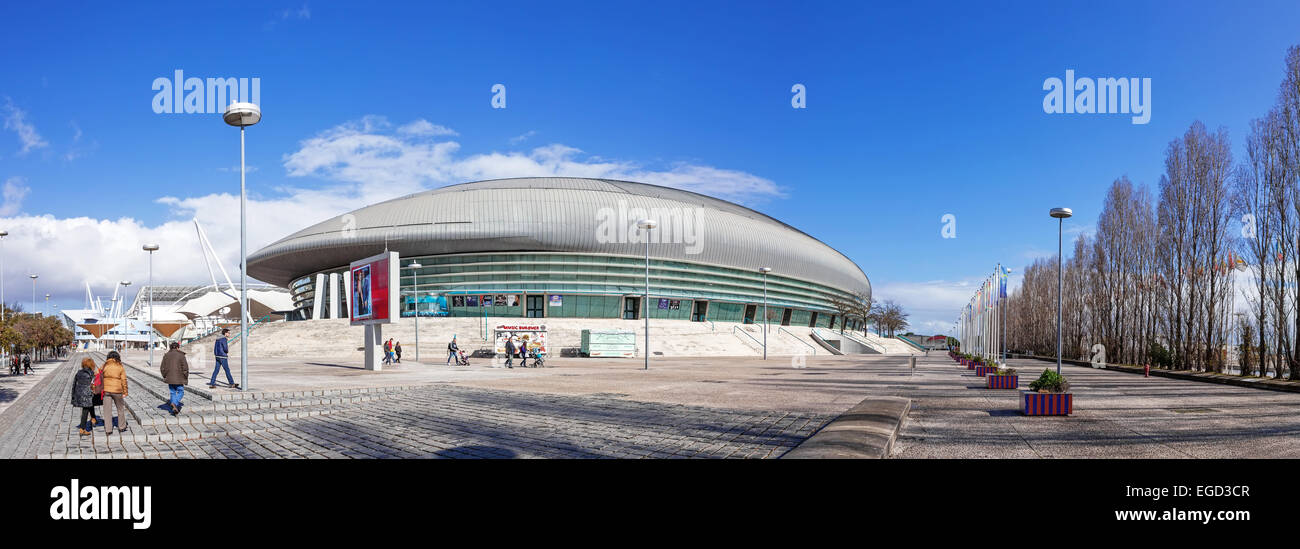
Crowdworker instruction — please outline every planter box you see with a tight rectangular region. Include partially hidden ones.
[975,365,997,377]
[987,374,1018,389]
[1021,391,1072,415]
[967,361,976,370]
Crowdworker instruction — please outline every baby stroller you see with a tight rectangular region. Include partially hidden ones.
[528,348,546,368]
[455,349,471,366]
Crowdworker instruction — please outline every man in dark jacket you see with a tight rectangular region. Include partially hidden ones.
[503,337,515,369]
[446,336,459,366]
[160,342,190,415]
[209,328,238,389]
[22,354,32,374]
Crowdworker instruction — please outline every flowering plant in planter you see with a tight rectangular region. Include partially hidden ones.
[1028,369,1069,393]
[1022,369,1072,415]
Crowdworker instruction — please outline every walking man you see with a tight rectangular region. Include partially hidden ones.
[446,336,459,366]
[209,328,239,389]
[504,337,515,369]
[160,341,190,415]
[22,354,32,374]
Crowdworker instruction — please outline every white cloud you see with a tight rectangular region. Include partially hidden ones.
[283,117,784,203]
[2,115,785,307]
[3,99,49,156]
[509,130,537,144]
[1,177,30,216]
[397,119,457,137]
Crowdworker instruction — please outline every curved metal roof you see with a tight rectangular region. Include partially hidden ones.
[247,177,870,297]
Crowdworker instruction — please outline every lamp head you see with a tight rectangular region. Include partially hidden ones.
[759,267,772,274]
[408,262,422,268]
[1049,207,1073,219]
[223,102,262,127]
[143,244,160,252]
[636,219,658,230]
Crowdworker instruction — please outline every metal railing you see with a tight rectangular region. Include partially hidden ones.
[778,326,818,355]
[732,325,764,349]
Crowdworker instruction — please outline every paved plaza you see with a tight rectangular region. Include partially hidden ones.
[1,351,1299,458]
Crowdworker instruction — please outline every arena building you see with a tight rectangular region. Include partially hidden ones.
[246,177,870,329]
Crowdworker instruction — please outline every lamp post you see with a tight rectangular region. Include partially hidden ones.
[637,219,657,370]
[144,244,159,366]
[29,274,37,316]
[1050,207,1072,375]
[44,293,49,316]
[759,266,772,360]
[0,230,7,325]
[407,261,422,361]
[225,101,261,392]
[119,281,131,354]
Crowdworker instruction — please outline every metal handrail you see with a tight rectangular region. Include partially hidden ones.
[732,325,763,349]
[896,334,927,351]
[778,326,817,355]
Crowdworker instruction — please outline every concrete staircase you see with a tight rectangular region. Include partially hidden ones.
[205,317,832,359]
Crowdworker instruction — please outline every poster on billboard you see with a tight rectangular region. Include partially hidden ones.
[349,251,399,326]
[494,324,548,355]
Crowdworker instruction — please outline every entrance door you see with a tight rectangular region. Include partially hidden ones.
[743,304,756,324]
[526,295,545,318]
[809,312,818,327]
[781,308,792,326]
[691,300,708,322]
[623,297,640,320]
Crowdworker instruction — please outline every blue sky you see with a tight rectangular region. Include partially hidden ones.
[2,0,1299,333]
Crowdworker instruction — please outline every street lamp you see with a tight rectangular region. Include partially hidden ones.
[225,101,261,392]
[759,266,772,360]
[0,230,7,325]
[44,293,49,316]
[636,219,657,370]
[406,261,423,361]
[144,244,159,366]
[29,274,37,316]
[119,280,131,354]
[1050,207,1072,375]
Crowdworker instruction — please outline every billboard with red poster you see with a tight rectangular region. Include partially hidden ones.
[350,251,399,326]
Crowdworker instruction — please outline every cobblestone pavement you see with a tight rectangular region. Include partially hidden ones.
[0,353,830,459]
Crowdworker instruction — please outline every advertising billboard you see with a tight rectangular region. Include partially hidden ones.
[350,251,399,326]
[494,324,548,355]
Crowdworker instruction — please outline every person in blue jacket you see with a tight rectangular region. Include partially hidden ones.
[209,328,239,389]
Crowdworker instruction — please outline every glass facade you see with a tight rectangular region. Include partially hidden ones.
[289,251,865,322]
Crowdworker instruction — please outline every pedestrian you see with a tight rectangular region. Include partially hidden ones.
[381,338,392,365]
[395,341,402,363]
[100,351,129,435]
[160,341,190,415]
[518,337,528,368]
[71,358,98,436]
[209,328,238,389]
[446,336,459,366]
[22,354,32,374]
[504,336,516,369]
